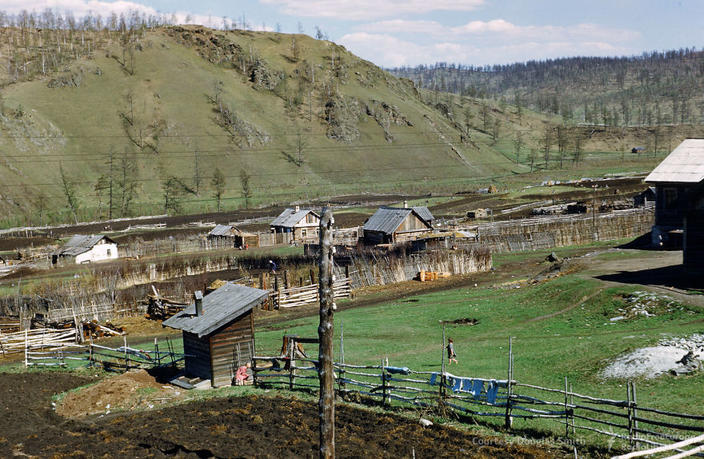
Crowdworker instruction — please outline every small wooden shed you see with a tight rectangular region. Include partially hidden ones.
[363,206,433,245]
[163,283,269,387]
[207,224,258,248]
[270,206,321,241]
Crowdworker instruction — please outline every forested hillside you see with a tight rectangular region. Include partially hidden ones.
[390,49,704,126]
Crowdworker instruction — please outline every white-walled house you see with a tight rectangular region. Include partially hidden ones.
[51,235,119,265]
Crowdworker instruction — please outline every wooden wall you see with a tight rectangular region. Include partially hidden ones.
[209,309,256,387]
[183,331,211,381]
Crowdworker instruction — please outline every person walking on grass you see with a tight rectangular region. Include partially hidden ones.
[447,338,458,365]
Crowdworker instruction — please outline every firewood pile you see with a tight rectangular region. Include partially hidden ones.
[142,285,188,320]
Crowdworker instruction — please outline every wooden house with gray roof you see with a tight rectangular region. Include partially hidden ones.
[270,206,320,241]
[363,206,433,245]
[51,234,118,266]
[646,139,704,272]
[207,224,258,248]
[163,283,269,387]
[646,139,704,248]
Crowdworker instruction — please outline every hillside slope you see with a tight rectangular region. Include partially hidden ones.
[0,25,524,227]
[391,50,704,126]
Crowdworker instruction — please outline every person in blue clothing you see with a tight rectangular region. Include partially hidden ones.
[447,338,458,365]
[268,259,277,274]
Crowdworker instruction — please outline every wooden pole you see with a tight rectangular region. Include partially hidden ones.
[318,207,335,459]
[505,336,513,429]
[339,320,345,392]
[631,381,639,450]
[439,323,447,403]
[124,335,129,371]
[627,381,634,449]
[564,376,569,438]
[381,358,387,407]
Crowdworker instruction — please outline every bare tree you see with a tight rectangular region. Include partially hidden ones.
[59,163,79,223]
[239,169,252,208]
[512,131,523,164]
[212,167,226,212]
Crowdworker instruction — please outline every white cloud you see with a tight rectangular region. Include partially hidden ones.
[359,18,639,43]
[339,31,637,67]
[259,0,484,21]
[0,0,272,30]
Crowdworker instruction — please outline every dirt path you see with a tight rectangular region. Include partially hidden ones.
[526,287,605,323]
[576,249,704,308]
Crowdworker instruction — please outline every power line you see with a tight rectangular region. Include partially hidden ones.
[0,164,505,189]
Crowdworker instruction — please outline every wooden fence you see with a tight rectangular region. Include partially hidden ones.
[270,277,351,309]
[21,334,186,372]
[251,355,704,452]
[1,328,77,356]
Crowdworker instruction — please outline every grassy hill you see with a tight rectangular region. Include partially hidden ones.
[0,25,525,227]
[0,24,690,228]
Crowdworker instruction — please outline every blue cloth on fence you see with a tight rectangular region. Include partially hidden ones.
[461,378,473,392]
[385,366,410,375]
[471,379,484,399]
[429,373,438,386]
[452,377,462,392]
[486,380,499,404]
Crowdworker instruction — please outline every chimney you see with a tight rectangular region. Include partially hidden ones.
[194,290,203,316]
[403,200,408,208]
[295,205,300,212]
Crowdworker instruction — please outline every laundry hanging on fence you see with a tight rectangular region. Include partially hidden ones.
[385,366,410,375]
[471,379,484,399]
[429,372,438,386]
[461,378,473,392]
[452,377,462,392]
[486,380,499,404]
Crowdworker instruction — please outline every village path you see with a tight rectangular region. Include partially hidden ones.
[574,248,704,308]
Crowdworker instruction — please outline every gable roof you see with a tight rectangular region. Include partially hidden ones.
[646,139,704,184]
[363,207,432,235]
[162,283,268,338]
[271,208,320,228]
[208,224,239,237]
[54,235,116,257]
[411,206,434,223]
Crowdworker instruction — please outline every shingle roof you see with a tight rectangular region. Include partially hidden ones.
[208,224,238,237]
[271,208,319,228]
[363,207,432,235]
[54,235,115,257]
[646,139,704,184]
[163,283,269,338]
[412,206,434,223]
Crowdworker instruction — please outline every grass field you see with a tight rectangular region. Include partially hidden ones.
[251,262,704,445]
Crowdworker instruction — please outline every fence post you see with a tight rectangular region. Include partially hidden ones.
[155,338,161,366]
[631,381,639,450]
[570,382,575,437]
[124,335,129,371]
[627,381,634,449]
[89,336,93,367]
[439,323,446,406]
[504,336,513,429]
[564,376,569,438]
[339,320,345,393]
[289,337,295,391]
[24,329,28,367]
[381,358,387,407]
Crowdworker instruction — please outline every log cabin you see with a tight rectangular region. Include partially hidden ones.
[163,283,269,387]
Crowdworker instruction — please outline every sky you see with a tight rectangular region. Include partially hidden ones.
[3,0,704,67]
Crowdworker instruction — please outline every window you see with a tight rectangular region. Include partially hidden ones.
[107,249,112,256]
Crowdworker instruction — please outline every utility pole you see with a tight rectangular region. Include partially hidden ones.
[318,207,335,459]
[592,185,598,240]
